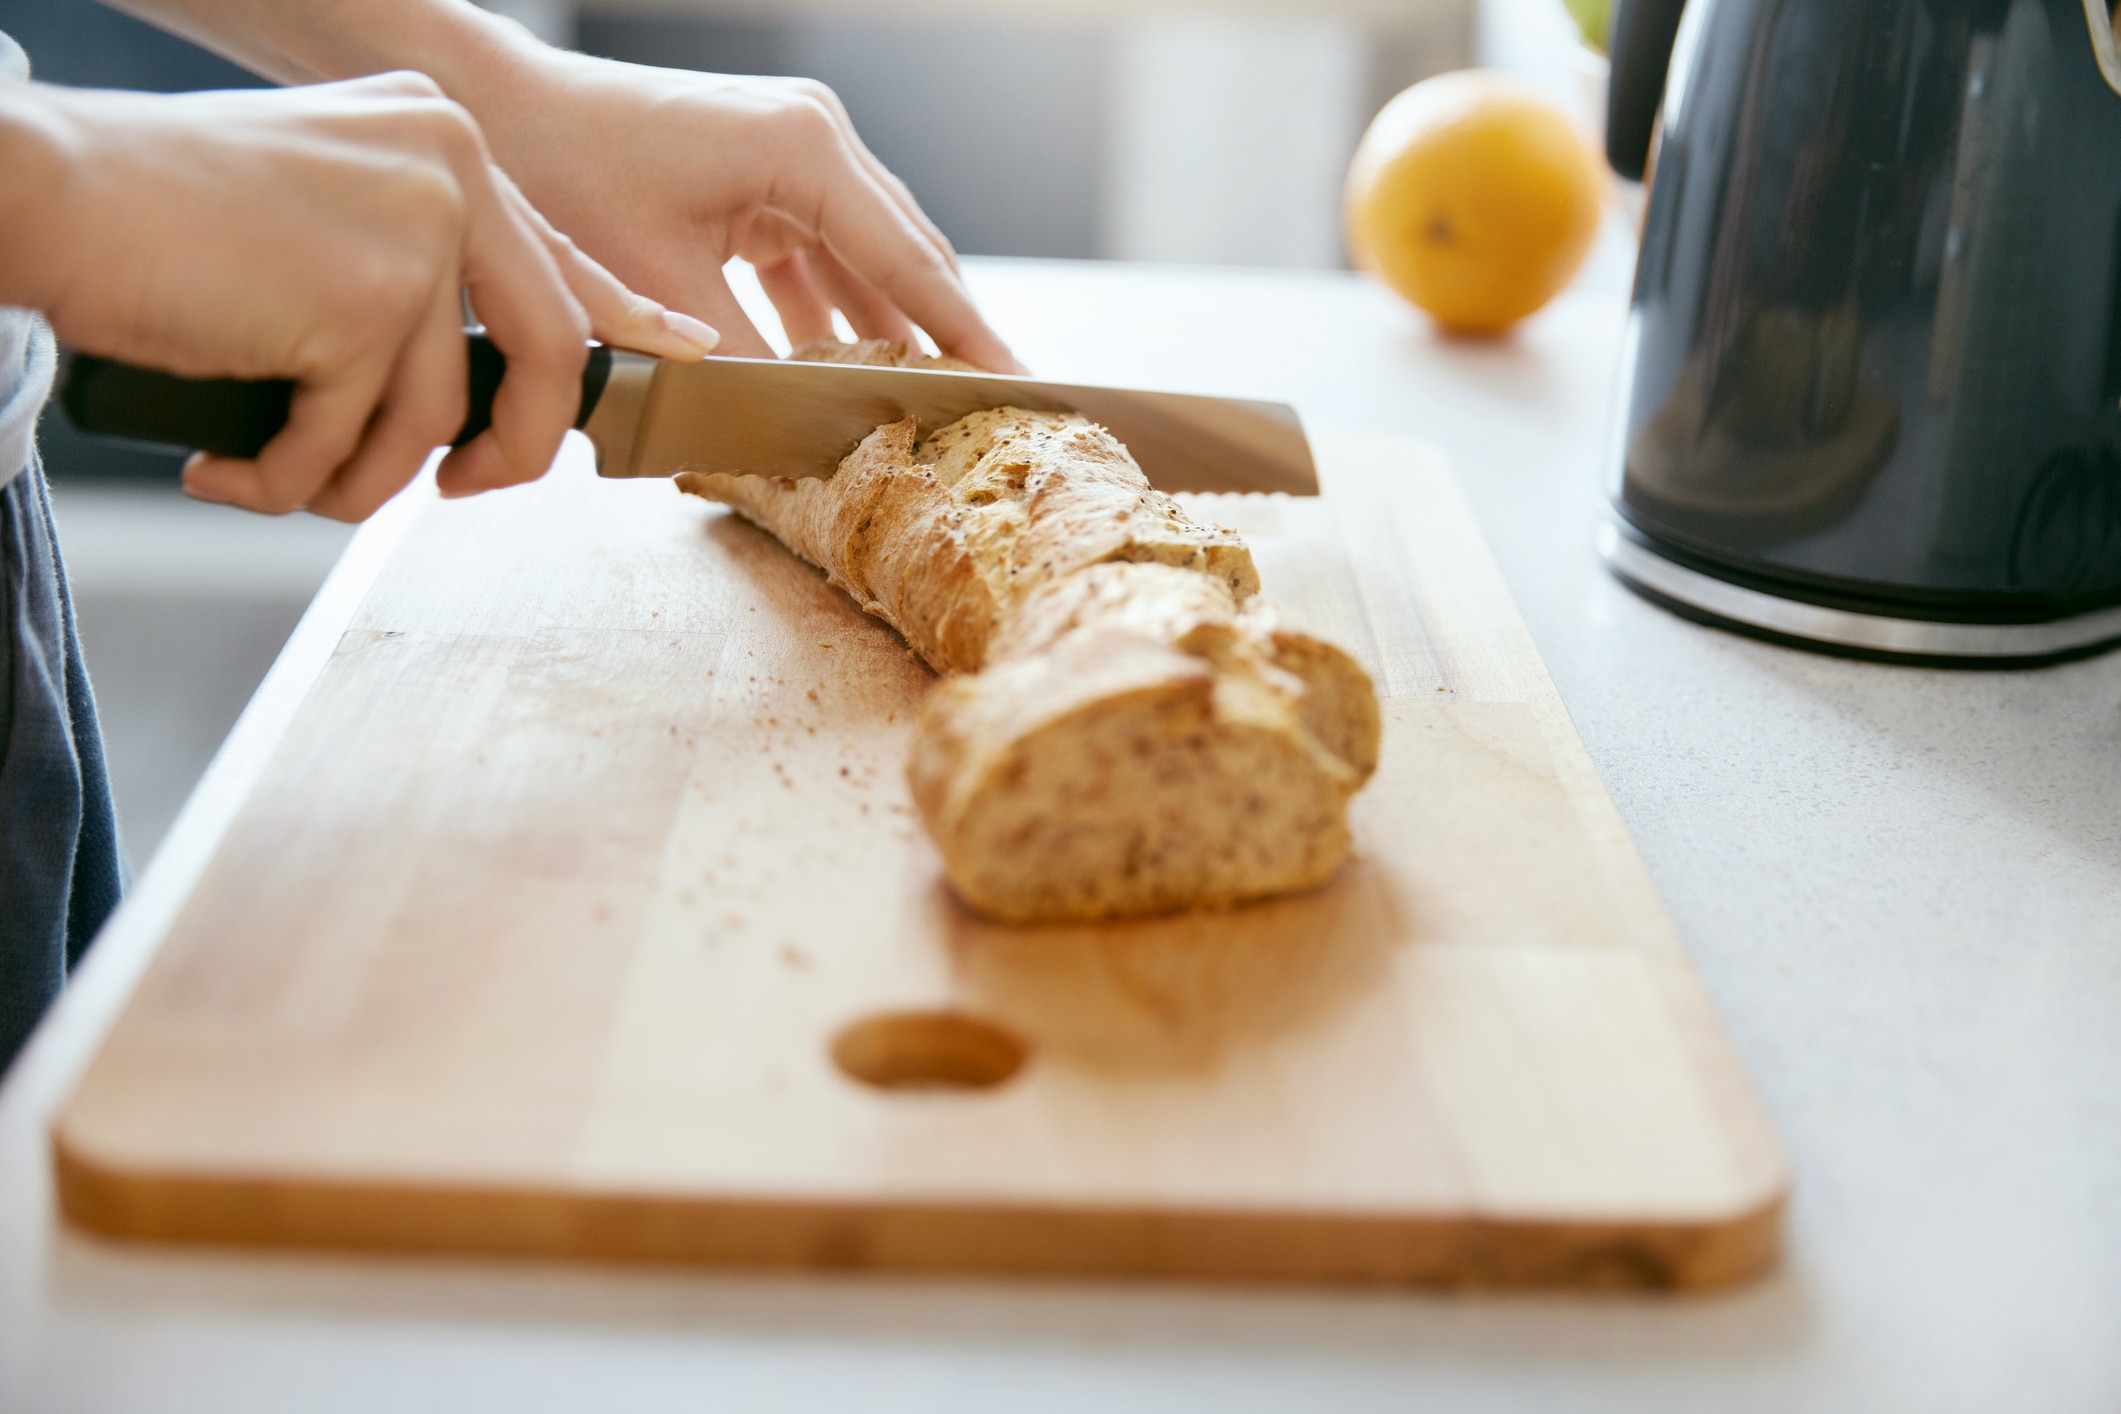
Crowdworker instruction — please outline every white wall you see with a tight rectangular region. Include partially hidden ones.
[1475,0,1606,140]
[1101,14,1368,267]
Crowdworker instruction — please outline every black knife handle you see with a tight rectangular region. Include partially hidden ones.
[58,333,615,459]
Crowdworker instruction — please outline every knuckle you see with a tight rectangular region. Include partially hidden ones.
[387,162,471,249]
[385,69,446,100]
[356,69,443,100]
[338,255,442,334]
[779,95,842,152]
[521,307,592,367]
[423,99,489,164]
[526,338,589,392]
[288,322,365,383]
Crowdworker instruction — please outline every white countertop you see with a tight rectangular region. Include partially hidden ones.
[4,247,2118,1412]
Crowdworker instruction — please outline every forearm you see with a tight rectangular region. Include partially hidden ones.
[0,83,86,314]
[96,0,543,96]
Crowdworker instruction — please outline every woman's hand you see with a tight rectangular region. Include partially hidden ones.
[96,2,1021,370]
[0,71,717,520]
[452,47,1025,372]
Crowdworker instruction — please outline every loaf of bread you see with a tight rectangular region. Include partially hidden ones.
[675,342,1379,923]
[787,336,981,372]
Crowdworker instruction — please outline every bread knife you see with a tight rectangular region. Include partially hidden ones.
[57,334,1320,497]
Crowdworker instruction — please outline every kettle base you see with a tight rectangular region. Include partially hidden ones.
[1599,524,2121,667]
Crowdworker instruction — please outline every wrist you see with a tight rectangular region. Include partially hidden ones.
[325,1,553,102]
[282,1,574,166]
[419,19,586,152]
[0,84,83,313]
[173,0,549,92]
[415,6,564,101]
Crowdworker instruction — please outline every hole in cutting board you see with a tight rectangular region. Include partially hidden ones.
[831,1010,1028,1092]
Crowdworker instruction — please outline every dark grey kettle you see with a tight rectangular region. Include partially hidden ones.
[1602,0,2121,662]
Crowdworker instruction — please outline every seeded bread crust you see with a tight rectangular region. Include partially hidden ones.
[680,419,998,673]
[676,410,1259,675]
[787,336,981,371]
[674,342,1379,923]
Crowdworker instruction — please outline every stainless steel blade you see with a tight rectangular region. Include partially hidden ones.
[581,354,1318,496]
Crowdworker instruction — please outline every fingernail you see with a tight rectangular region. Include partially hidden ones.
[661,309,720,356]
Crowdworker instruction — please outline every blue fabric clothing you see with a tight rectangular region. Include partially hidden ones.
[0,445,125,1072]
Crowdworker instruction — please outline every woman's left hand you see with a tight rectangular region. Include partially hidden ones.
[453,47,1025,372]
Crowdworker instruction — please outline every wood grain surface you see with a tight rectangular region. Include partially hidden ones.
[52,435,1787,1289]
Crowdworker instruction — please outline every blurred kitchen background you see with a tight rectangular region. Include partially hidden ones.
[0,0,1600,871]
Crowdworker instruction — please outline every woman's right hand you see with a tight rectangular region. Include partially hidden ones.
[0,71,717,520]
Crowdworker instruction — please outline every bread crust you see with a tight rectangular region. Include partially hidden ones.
[908,562,1374,921]
[787,336,980,371]
[680,420,999,674]
[676,343,1379,923]
[676,408,1262,678]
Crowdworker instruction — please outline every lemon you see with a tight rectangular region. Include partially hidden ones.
[1346,71,1604,335]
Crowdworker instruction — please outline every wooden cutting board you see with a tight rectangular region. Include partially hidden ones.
[53,435,1787,1289]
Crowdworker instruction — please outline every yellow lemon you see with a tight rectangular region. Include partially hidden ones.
[1346,71,1604,335]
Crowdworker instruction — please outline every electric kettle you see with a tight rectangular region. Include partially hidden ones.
[1602,0,2121,662]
